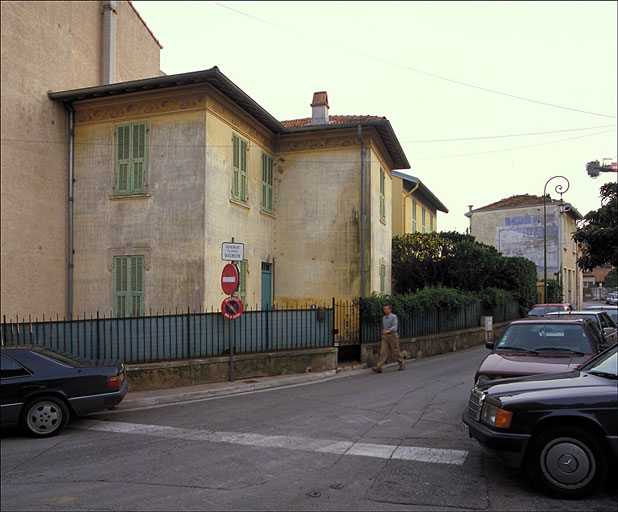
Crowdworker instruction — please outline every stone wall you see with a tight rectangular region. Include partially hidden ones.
[361,321,510,367]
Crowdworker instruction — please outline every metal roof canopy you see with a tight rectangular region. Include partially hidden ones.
[48,67,410,170]
[392,170,448,213]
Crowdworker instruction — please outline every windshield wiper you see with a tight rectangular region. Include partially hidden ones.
[587,370,618,379]
[533,347,585,355]
[497,346,539,354]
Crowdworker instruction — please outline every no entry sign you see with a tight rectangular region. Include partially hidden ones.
[221,296,244,320]
[221,263,239,295]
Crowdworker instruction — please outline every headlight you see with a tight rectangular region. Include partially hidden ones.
[480,402,513,429]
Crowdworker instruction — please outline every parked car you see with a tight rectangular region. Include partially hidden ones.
[474,318,608,385]
[1,345,127,437]
[462,344,617,499]
[605,292,617,305]
[546,310,617,345]
[526,303,574,317]
[584,304,618,324]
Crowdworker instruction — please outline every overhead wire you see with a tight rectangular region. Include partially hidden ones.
[213,2,616,120]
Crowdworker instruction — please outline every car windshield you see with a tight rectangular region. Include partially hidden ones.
[581,346,618,377]
[497,323,592,353]
[527,305,564,316]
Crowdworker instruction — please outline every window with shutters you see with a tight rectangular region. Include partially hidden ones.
[422,207,427,233]
[232,134,248,202]
[379,168,386,221]
[412,199,417,232]
[430,214,434,232]
[261,153,274,213]
[233,260,248,305]
[113,256,144,317]
[380,264,386,293]
[115,123,147,195]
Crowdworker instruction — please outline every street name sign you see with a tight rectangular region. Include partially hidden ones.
[221,263,239,295]
[221,296,244,320]
[221,242,244,261]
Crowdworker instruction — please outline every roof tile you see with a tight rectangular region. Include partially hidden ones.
[280,115,386,128]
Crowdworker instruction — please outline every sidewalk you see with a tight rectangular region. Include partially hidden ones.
[119,361,368,409]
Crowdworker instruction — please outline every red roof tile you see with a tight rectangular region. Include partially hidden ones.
[475,194,562,211]
[280,115,386,128]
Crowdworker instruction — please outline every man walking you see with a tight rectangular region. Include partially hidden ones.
[372,304,405,373]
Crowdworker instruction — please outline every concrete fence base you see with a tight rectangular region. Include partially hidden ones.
[127,347,338,391]
[361,321,510,367]
[126,321,512,391]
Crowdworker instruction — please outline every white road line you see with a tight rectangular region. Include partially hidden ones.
[75,420,468,465]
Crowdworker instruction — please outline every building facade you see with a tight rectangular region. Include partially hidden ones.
[48,73,410,316]
[466,194,584,307]
[1,0,162,319]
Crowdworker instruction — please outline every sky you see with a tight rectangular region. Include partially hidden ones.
[133,1,617,234]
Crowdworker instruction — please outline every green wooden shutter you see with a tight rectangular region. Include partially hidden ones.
[240,138,248,202]
[262,153,273,212]
[412,199,417,232]
[232,135,240,199]
[380,168,386,220]
[114,256,144,317]
[116,125,131,194]
[130,256,144,316]
[132,123,146,193]
[380,265,386,293]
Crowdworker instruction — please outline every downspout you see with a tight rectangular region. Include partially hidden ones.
[103,1,117,85]
[402,182,420,231]
[358,125,366,297]
[67,103,75,320]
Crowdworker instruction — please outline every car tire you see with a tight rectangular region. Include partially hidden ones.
[21,396,70,438]
[527,426,607,499]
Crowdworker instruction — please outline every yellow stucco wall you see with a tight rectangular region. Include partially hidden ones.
[1,1,161,319]
[391,177,438,236]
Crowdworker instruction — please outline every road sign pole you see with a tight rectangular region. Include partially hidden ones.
[229,320,235,382]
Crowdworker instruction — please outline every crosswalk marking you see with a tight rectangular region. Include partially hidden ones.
[74,420,468,465]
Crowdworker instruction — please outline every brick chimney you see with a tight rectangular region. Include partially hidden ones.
[310,91,329,125]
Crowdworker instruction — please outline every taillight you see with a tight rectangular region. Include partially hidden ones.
[107,373,124,388]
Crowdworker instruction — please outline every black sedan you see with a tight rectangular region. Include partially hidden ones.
[462,344,617,499]
[1,345,128,437]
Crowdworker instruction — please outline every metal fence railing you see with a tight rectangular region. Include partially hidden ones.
[1,306,333,364]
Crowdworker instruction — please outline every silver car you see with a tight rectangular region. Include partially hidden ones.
[546,310,617,345]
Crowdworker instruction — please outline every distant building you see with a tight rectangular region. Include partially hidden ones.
[466,194,584,307]
[391,171,448,236]
[583,267,614,300]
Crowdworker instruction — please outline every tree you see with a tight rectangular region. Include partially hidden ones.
[573,182,618,270]
[605,268,618,288]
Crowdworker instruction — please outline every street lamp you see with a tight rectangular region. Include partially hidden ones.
[543,176,570,303]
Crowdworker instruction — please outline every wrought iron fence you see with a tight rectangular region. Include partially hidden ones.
[1,305,333,364]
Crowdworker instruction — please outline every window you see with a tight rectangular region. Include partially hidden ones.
[430,214,434,232]
[262,153,274,213]
[115,123,146,195]
[234,260,248,304]
[114,256,144,317]
[412,199,417,232]
[379,168,386,221]
[422,208,426,233]
[1,355,30,379]
[380,264,386,293]
[232,134,248,202]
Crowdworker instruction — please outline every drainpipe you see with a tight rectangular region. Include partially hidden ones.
[402,182,420,231]
[358,125,366,297]
[67,103,75,320]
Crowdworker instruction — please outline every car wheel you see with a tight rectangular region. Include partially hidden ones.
[21,396,70,438]
[527,426,607,499]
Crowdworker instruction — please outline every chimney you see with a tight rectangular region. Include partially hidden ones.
[103,1,117,85]
[310,91,329,125]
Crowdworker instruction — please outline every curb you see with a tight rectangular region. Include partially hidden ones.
[118,369,339,409]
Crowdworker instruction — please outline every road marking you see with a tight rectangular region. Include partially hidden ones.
[74,420,468,465]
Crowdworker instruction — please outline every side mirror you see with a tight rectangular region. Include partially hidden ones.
[485,341,495,350]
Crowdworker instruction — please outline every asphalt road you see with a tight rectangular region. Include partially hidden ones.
[1,344,616,511]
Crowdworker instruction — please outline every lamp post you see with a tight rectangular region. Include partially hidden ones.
[543,176,570,302]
